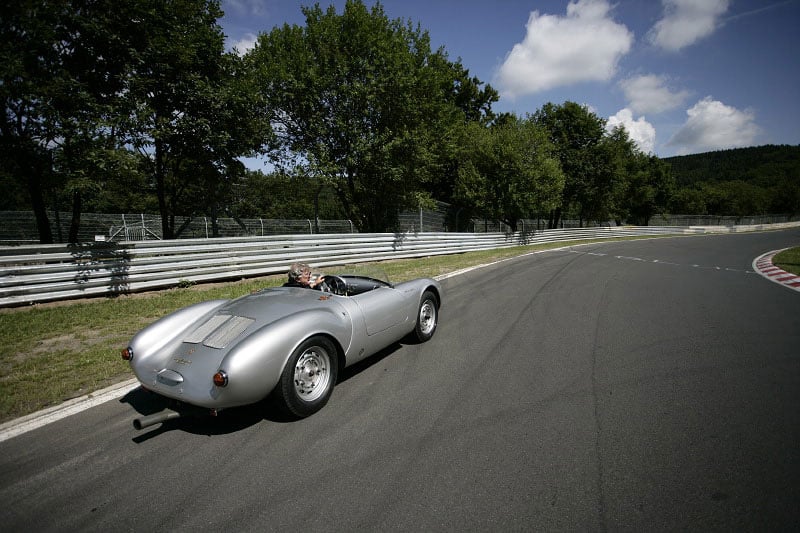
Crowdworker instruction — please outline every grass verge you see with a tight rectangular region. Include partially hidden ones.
[0,237,659,424]
[773,247,800,275]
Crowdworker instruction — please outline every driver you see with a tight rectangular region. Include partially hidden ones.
[284,262,326,289]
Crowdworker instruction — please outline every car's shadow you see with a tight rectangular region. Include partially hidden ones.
[121,342,405,442]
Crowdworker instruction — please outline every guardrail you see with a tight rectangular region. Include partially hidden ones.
[1,223,798,307]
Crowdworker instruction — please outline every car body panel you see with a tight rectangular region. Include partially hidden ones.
[126,274,441,411]
[353,287,408,335]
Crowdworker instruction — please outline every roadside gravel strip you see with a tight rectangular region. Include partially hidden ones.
[1,241,792,442]
[753,249,800,292]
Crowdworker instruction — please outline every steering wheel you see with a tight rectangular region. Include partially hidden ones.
[320,275,348,296]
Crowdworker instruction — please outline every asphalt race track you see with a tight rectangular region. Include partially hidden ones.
[1,229,799,531]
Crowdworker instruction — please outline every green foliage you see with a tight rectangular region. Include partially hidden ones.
[768,175,800,216]
[120,0,271,238]
[666,146,800,217]
[614,150,675,225]
[249,0,496,232]
[455,117,564,231]
[1,0,271,241]
[531,102,612,227]
[1,0,101,242]
[232,169,347,220]
[664,145,800,186]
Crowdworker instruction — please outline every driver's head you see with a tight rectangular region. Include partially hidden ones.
[288,262,312,284]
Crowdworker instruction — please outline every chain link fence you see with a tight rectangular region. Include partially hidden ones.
[647,214,796,226]
[1,209,795,244]
[0,212,357,244]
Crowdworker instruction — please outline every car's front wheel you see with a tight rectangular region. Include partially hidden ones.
[414,290,439,342]
[275,336,338,418]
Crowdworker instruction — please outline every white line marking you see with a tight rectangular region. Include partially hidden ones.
[0,379,139,443]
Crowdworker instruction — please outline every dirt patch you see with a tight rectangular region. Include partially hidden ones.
[28,330,122,355]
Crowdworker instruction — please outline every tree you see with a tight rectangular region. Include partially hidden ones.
[768,176,800,217]
[614,151,674,225]
[119,0,269,239]
[0,0,150,242]
[231,169,346,221]
[455,117,563,231]
[532,102,609,227]
[2,0,83,243]
[250,0,495,232]
[416,53,498,207]
[669,187,707,215]
[2,1,267,241]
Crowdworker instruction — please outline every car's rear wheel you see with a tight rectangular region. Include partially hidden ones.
[276,335,338,418]
[414,290,438,342]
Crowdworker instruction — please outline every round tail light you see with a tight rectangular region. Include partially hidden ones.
[213,371,228,387]
[121,347,134,361]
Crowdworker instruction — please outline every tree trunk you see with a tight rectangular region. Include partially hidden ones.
[549,207,562,229]
[154,139,174,239]
[27,167,54,244]
[68,190,82,243]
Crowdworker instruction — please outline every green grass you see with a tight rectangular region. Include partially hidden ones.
[773,247,800,275]
[0,237,661,424]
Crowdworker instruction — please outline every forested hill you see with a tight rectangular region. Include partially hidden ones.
[663,145,800,186]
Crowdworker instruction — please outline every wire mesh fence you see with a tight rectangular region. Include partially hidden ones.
[0,209,795,245]
[0,211,357,244]
[647,214,796,226]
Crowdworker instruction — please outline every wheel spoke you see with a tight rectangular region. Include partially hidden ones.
[293,347,330,401]
[419,300,436,335]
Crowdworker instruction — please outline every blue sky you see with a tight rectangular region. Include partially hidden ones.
[220,0,800,159]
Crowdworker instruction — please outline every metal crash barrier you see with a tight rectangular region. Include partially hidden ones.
[1,223,798,307]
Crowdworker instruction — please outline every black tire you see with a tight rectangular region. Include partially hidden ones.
[276,336,338,418]
[414,290,438,342]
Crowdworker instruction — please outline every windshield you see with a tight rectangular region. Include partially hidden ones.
[333,264,391,285]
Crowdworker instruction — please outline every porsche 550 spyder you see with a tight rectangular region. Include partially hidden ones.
[122,270,441,428]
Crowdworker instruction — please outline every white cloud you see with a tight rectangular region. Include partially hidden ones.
[607,108,656,154]
[495,0,633,98]
[619,74,689,115]
[648,0,730,51]
[231,32,258,55]
[667,97,761,154]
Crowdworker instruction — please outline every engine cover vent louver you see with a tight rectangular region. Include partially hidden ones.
[184,314,230,344]
[203,316,254,349]
[184,314,254,349]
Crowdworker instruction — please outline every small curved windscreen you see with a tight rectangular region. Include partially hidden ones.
[334,265,392,286]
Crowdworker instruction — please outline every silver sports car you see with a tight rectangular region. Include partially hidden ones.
[122,270,441,428]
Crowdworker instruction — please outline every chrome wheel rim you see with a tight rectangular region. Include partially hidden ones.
[293,346,331,402]
[419,300,436,336]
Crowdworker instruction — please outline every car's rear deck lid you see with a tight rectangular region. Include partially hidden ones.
[183,314,255,349]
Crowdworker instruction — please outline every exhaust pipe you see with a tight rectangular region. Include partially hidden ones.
[133,410,182,430]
